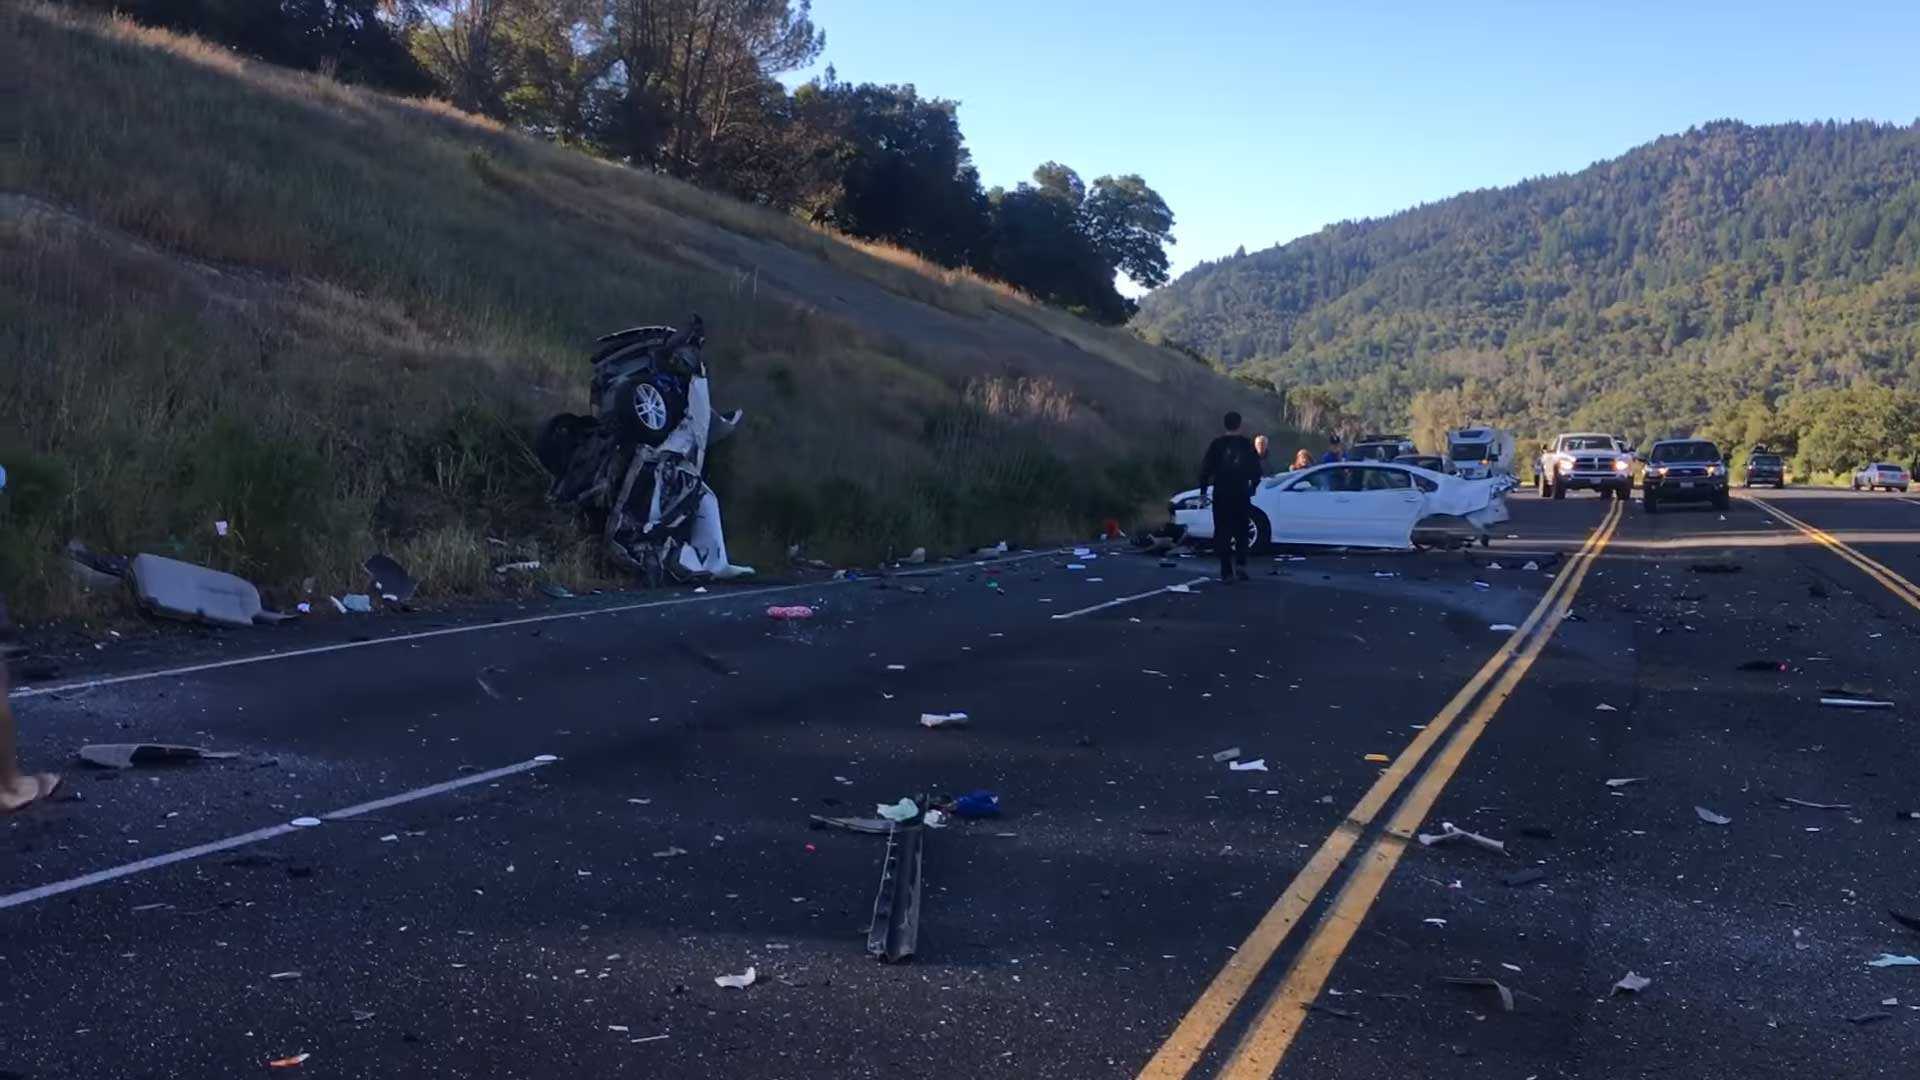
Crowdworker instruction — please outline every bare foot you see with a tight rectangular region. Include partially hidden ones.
[0,772,61,812]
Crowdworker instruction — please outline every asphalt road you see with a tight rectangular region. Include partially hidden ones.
[3,486,1918,1079]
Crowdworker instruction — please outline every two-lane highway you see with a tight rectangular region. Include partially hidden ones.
[2,487,1917,1079]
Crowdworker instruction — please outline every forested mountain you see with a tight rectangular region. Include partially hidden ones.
[1135,121,1920,473]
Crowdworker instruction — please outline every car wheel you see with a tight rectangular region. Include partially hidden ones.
[1247,507,1272,554]
[611,375,687,447]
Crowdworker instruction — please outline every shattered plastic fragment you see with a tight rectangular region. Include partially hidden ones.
[1417,822,1507,854]
[1594,703,1618,712]
[652,846,688,858]
[1694,806,1732,825]
[289,817,322,828]
[876,798,919,823]
[341,594,373,613]
[1228,758,1268,772]
[1211,747,1242,763]
[268,1053,311,1068]
[1820,697,1894,709]
[1612,971,1651,995]
[1867,954,1920,968]
[1489,623,1518,632]
[1363,753,1391,764]
[766,605,815,620]
[714,966,756,989]
[1166,583,1195,594]
[918,712,970,729]
[1604,777,1645,788]
[1779,796,1851,810]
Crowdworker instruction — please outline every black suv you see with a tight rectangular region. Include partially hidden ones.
[1743,450,1785,488]
[1644,438,1729,512]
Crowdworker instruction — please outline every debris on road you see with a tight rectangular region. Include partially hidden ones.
[1737,658,1788,672]
[341,594,373,614]
[476,675,504,701]
[1228,758,1268,772]
[1441,976,1516,1012]
[766,605,815,620]
[1821,697,1895,709]
[950,790,1000,818]
[1211,747,1243,763]
[1166,583,1195,594]
[1888,910,1920,934]
[269,971,302,980]
[809,816,894,835]
[868,817,924,963]
[1595,703,1618,712]
[1489,622,1518,631]
[363,554,417,603]
[77,743,240,769]
[1605,777,1645,788]
[1778,796,1852,810]
[537,581,574,599]
[267,1053,311,1068]
[1417,822,1508,855]
[1502,867,1549,887]
[714,967,757,989]
[1689,562,1742,574]
[877,798,920,823]
[651,846,688,858]
[1694,806,1733,825]
[1866,954,1920,968]
[1847,1011,1894,1025]
[918,712,970,729]
[905,547,927,565]
[1612,971,1652,995]
[130,554,281,627]
[495,560,541,574]
[290,817,321,828]
[1364,753,1391,764]
[1423,917,1448,927]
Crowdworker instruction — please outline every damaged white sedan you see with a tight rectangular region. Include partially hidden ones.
[1169,461,1513,551]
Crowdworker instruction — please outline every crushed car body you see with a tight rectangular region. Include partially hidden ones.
[535,316,755,584]
[1169,461,1513,551]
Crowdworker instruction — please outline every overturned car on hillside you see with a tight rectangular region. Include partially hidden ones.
[534,316,754,584]
[1168,460,1514,551]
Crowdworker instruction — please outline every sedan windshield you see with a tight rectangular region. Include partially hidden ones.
[1650,441,1720,463]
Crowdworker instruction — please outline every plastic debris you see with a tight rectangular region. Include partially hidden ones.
[269,971,302,980]
[214,520,230,538]
[1417,822,1507,855]
[1612,971,1652,995]
[537,581,574,599]
[1779,796,1851,810]
[1522,561,1540,571]
[1441,976,1515,1012]
[1471,580,1491,590]
[1423,917,1447,927]
[268,1053,310,1068]
[363,554,417,603]
[1821,697,1894,709]
[1228,758,1268,772]
[1363,753,1391,763]
[1211,747,1243,763]
[1489,623,1518,631]
[1694,806,1732,825]
[1594,703,1618,712]
[652,846,688,858]
[77,743,240,769]
[1605,777,1644,788]
[341,594,373,614]
[876,798,919,823]
[1848,1011,1894,1025]
[290,817,322,828]
[905,547,927,565]
[714,966,757,989]
[129,554,276,628]
[1166,583,1195,594]
[766,605,815,620]
[918,712,970,729]
[951,790,1000,818]
[1866,954,1920,968]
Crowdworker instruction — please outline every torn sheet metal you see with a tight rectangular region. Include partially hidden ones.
[867,821,924,963]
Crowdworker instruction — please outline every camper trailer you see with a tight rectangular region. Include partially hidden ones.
[1445,426,1516,481]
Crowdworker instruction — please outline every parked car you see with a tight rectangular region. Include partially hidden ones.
[1643,438,1728,512]
[1537,432,1635,500]
[1168,461,1512,551]
[1394,453,1450,473]
[1741,451,1785,488]
[1852,462,1910,492]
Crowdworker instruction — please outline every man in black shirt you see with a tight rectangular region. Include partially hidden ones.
[1200,411,1261,582]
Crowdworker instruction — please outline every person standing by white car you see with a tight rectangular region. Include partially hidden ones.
[0,463,62,812]
[1199,412,1262,583]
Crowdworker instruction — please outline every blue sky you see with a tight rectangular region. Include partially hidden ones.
[798,1,1920,284]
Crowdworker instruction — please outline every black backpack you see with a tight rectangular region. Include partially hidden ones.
[1216,437,1259,486]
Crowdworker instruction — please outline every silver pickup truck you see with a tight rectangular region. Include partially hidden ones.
[1537,432,1635,500]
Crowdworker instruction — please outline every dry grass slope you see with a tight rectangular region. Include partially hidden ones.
[0,5,1284,616]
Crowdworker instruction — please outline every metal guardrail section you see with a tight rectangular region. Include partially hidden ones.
[866,822,925,963]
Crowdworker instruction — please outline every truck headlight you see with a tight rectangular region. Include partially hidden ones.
[1706,463,1722,476]
[1613,459,1629,471]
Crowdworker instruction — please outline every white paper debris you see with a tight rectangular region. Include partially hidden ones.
[918,712,970,729]
[714,966,757,989]
[1612,971,1652,994]
[1694,806,1732,825]
[1228,758,1268,772]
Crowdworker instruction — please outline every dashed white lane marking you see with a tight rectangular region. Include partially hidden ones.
[1050,578,1211,620]
[8,550,1072,701]
[0,756,557,912]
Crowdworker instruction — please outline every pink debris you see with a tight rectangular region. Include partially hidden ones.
[766,605,815,620]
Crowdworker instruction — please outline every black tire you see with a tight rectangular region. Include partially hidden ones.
[611,373,687,447]
[1247,507,1272,554]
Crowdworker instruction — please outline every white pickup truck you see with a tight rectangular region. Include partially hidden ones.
[1537,432,1635,500]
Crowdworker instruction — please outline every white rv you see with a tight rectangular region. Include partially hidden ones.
[1445,426,1516,481]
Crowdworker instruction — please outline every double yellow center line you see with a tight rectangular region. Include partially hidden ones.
[1745,494,1920,613]
[1140,499,1624,1079]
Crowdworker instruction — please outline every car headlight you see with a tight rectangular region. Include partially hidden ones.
[1650,466,1667,477]
[1706,463,1722,476]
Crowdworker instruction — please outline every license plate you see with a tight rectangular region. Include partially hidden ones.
[1678,481,1697,489]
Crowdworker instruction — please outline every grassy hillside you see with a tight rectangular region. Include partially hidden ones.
[0,5,1282,616]
[1135,121,1920,452]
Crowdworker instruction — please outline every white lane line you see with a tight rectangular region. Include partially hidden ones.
[0,756,557,912]
[1050,578,1210,620]
[8,549,1070,701]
